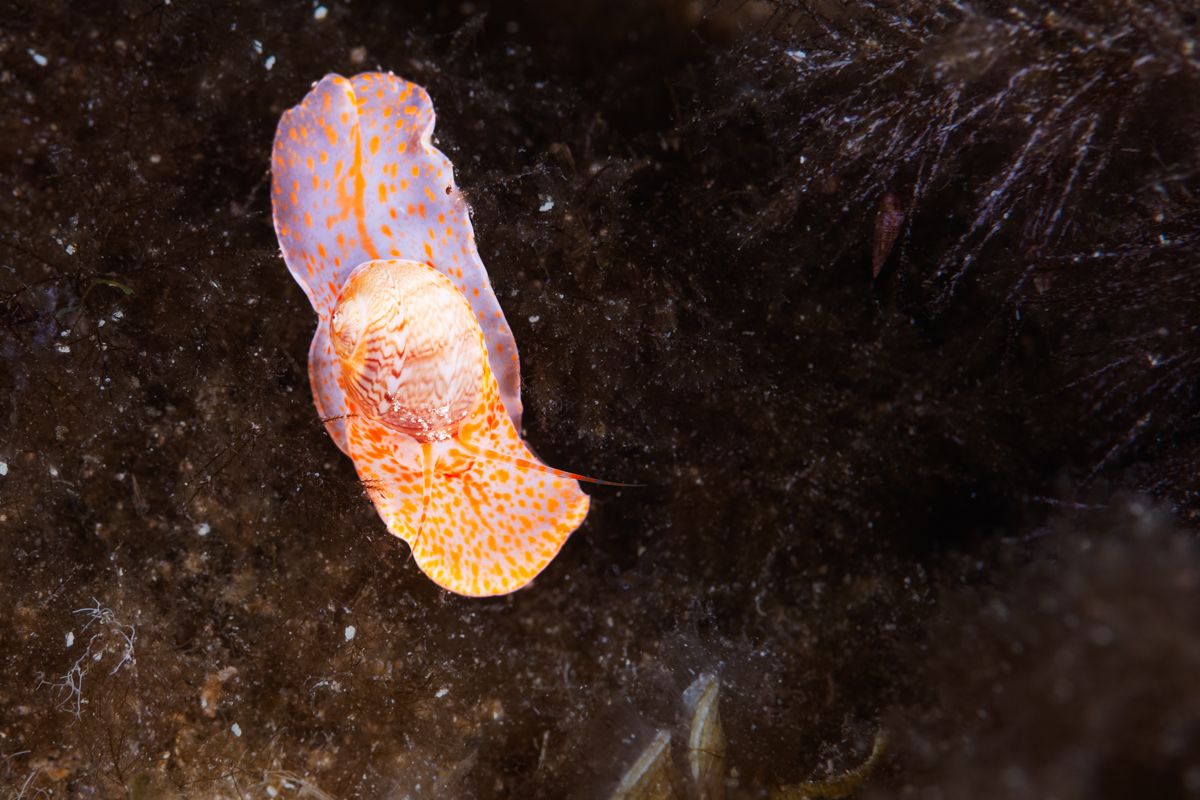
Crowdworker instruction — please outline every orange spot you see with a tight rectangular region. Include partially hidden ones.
[369,135,380,155]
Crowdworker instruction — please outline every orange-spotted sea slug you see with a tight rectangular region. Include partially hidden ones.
[271,72,590,597]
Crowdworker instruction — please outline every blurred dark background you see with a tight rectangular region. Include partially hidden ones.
[1,0,1198,797]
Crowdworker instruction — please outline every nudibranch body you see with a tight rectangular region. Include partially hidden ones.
[271,72,589,597]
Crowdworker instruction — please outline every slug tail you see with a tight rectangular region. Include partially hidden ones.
[457,440,637,488]
[345,370,589,597]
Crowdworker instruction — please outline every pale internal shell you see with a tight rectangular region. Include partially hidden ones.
[331,259,484,442]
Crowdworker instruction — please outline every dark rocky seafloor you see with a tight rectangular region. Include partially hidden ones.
[2,0,1199,797]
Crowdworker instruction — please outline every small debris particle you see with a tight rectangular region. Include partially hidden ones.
[529,315,540,323]
[149,153,161,165]
[48,466,59,478]
[200,668,234,716]
[65,243,76,255]
[0,462,7,477]
[435,687,449,699]
[65,631,74,648]
[344,625,356,641]
[265,55,276,71]
[252,40,263,54]
[27,49,48,67]
[350,46,367,64]
[230,722,242,737]
[55,344,70,354]
[539,197,554,212]
[197,522,211,537]
[787,49,807,61]
[314,5,328,20]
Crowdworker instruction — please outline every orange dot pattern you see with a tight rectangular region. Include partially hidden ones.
[272,75,589,596]
[271,71,524,428]
[344,268,589,596]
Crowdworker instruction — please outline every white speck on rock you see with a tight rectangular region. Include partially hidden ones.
[231,722,242,737]
[28,49,48,67]
[149,153,161,165]
[787,49,807,61]
[49,466,59,478]
[55,344,70,354]
[65,243,76,255]
[197,522,211,537]
[314,5,328,20]
[435,687,449,699]
[252,39,263,54]
[265,55,276,70]
[529,315,540,323]
[0,462,7,477]
[66,631,74,648]
[344,625,356,641]
[539,197,555,212]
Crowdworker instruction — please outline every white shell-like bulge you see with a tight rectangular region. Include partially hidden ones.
[332,260,484,442]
